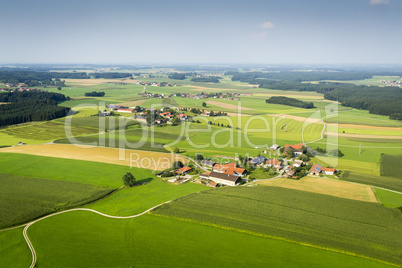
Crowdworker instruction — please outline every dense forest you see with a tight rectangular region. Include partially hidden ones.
[84,91,105,97]
[266,96,315,109]
[0,100,70,127]
[0,91,69,102]
[0,91,70,126]
[191,76,221,83]
[227,71,402,120]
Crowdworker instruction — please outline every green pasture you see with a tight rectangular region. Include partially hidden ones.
[375,188,402,208]
[26,211,392,268]
[0,227,31,268]
[0,153,153,188]
[153,186,402,265]
[0,173,112,229]
[88,179,206,216]
[0,121,98,147]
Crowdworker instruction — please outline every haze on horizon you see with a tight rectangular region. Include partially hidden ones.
[1,0,402,65]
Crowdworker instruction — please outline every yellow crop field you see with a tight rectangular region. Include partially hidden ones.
[257,176,378,203]
[0,144,187,171]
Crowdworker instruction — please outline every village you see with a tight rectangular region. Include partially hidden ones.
[155,142,337,188]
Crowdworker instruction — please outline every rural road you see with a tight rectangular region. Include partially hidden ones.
[23,200,172,268]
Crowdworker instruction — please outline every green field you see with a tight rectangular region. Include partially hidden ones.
[0,173,113,229]
[25,211,392,268]
[153,186,402,265]
[340,171,402,192]
[375,188,402,208]
[0,227,31,267]
[0,153,154,188]
[380,154,402,178]
[88,179,206,216]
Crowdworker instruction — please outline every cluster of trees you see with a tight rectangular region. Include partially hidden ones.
[266,96,315,109]
[91,72,132,79]
[191,76,221,83]
[314,147,344,157]
[0,91,69,102]
[207,121,232,128]
[0,100,70,127]
[84,91,105,97]
[168,73,186,80]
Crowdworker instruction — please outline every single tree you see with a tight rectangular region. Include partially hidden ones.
[122,172,136,187]
[202,102,207,107]
[195,154,204,161]
[172,161,184,169]
[57,87,62,90]
[173,147,180,154]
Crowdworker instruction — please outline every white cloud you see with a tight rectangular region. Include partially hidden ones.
[260,21,274,29]
[369,0,390,5]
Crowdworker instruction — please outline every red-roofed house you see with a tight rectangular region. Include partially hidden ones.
[177,114,188,121]
[176,166,192,175]
[309,164,335,175]
[265,159,282,168]
[284,143,305,157]
[213,162,246,177]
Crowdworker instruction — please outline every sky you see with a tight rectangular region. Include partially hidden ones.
[1,0,402,64]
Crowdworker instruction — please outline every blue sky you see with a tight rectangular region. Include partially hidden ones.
[1,0,401,64]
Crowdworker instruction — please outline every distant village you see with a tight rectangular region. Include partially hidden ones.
[138,90,252,100]
[381,80,402,87]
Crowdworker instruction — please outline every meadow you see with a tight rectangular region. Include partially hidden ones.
[380,154,402,178]
[152,186,402,265]
[340,171,402,194]
[0,152,155,188]
[25,212,393,268]
[374,188,402,208]
[0,227,31,268]
[0,173,113,229]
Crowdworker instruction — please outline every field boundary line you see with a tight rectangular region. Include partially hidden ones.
[23,200,172,268]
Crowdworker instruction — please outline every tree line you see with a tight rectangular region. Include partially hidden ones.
[85,91,105,97]
[191,76,221,83]
[226,71,402,120]
[266,96,315,109]
[0,91,69,102]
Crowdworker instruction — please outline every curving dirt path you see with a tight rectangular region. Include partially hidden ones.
[23,200,171,268]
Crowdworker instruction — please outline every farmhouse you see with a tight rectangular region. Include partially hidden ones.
[200,160,216,167]
[309,164,335,175]
[293,160,304,167]
[176,166,192,175]
[284,143,305,157]
[213,162,246,177]
[265,158,282,168]
[270,144,279,150]
[250,156,267,166]
[116,108,134,113]
[206,171,242,186]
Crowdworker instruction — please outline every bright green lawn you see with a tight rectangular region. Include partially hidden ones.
[27,212,392,268]
[88,179,206,216]
[0,227,31,268]
[375,188,402,208]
